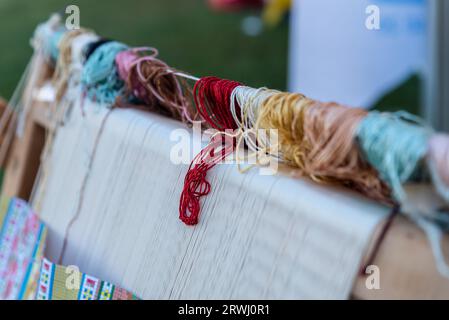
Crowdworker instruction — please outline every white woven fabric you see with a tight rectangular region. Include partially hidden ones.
[33,94,388,299]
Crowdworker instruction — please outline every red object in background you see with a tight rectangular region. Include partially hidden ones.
[208,0,264,12]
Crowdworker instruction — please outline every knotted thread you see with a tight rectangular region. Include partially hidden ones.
[116,48,196,123]
[81,41,129,105]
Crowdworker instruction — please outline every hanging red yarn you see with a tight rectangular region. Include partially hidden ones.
[179,134,234,225]
[179,77,242,225]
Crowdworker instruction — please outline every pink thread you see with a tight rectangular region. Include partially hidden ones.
[429,134,449,187]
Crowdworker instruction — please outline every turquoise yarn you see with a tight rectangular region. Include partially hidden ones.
[48,27,66,61]
[357,111,432,202]
[81,41,129,105]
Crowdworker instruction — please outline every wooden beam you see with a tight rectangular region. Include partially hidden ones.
[0,98,13,168]
[0,60,52,200]
[353,215,449,299]
[1,104,47,201]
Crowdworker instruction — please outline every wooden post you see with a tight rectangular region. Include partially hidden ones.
[1,106,47,200]
[1,61,53,201]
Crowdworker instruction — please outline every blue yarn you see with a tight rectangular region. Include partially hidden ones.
[81,41,129,105]
[357,111,432,202]
[48,28,66,61]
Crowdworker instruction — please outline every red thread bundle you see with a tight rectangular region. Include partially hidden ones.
[179,134,234,225]
[179,77,242,225]
[194,76,241,130]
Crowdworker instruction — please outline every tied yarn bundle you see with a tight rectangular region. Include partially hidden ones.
[115,48,158,106]
[230,86,280,168]
[298,101,391,203]
[52,28,93,103]
[81,41,129,105]
[194,77,242,130]
[233,89,391,203]
[179,134,235,225]
[357,112,449,276]
[179,77,241,224]
[356,111,431,203]
[115,48,196,123]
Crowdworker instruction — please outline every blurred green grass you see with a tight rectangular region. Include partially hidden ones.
[0,0,288,99]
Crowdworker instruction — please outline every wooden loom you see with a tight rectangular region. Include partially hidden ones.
[1,61,449,299]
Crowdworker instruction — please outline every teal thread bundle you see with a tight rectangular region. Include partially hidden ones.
[81,41,129,105]
[356,112,449,277]
[31,14,65,62]
[48,28,67,62]
[357,111,432,203]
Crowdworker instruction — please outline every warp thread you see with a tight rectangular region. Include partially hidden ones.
[58,108,114,264]
[36,31,100,217]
